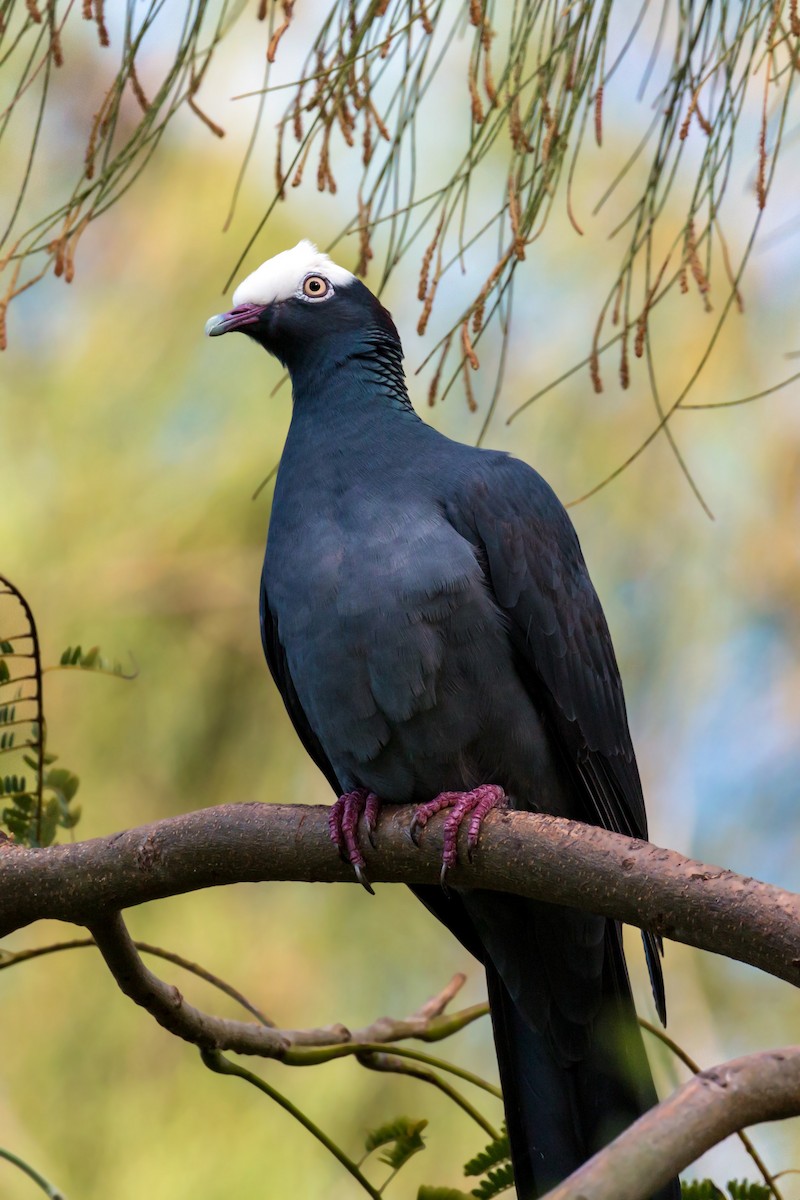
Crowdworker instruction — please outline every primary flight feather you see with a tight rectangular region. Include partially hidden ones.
[206,241,679,1198]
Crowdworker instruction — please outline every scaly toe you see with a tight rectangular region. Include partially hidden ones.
[364,792,380,848]
[410,785,507,881]
[409,792,454,846]
[466,785,507,856]
[328,799,349,862]
[329,788,382,891]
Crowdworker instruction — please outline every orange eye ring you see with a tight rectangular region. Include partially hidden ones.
[302,274,330,299]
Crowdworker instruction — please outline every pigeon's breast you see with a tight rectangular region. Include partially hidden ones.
[266,498,546,803]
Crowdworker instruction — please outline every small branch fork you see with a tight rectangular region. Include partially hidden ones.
[88,911,487,1064]
[82,907,800,1200]
[86,910,800,1200]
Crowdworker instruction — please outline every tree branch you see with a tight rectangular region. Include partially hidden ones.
[23,808,799,1196]
[541,1047,800,1200]
[640,1018,786,1197]
[85,910,800,1197]
[89,912,289,1055]
[88,911,491,1065]
[0,803,796,988]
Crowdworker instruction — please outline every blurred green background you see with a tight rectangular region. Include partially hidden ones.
[1,6,799,1198]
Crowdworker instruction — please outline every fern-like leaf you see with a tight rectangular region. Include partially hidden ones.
[726,1183,772,1200]
[418,1189,474,1200]
[0,579,99,845]
[469,1163,515,1199]
[56,644,137,679]
[464,1129,510,1177]
[365,1116,428,1169]
[681,1182,774,1200]
[0,576,44,843]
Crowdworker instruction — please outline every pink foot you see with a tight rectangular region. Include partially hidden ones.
[410,784,507,884]
[329,788,381,894]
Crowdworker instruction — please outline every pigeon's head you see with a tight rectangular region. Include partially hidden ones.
[205,240,401,376]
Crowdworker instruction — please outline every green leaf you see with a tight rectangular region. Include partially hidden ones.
[464,1130,510,1177]
[44,767,80,804]
[0,587,93,846]
[56,643,136,679]
[469,1163,515,1199]
[679,1182,772,1200]
[680,1183,726,1199]
[726,1183,772,1200]
[365,1117,428,1169]
[3,810,29,840]
[418,1190,474,1200]
[37,795,60,847]
[59,804,81,829]
[80,645,99,669]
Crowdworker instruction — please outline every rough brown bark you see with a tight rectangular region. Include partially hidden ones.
[541,1047,800,1200]
[0,803,797,988]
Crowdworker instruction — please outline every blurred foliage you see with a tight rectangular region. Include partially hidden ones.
[1,1,799,1198]
[364,1117,428,1171]
[418,1190,478,1200]
[0,577,133,846]
[3,0,800,465]
[1,759,81,848]
[416,1128,515,1200]
[468,1166,514,1200]
[0,0,235,349]
[682,1183,774,1200]
[56,643,135,677]
[725,1184,774,1200]
[463,1129,511,1178]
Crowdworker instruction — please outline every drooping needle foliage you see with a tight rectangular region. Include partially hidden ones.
[2,2,799,457]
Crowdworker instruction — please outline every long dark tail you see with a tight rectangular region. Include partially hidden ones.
[485,920,680,1199]
[412,884,679,1199]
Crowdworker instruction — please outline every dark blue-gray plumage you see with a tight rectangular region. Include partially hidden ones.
[206,241,679,1198]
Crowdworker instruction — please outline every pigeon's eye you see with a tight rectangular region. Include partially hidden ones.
[302,274,331,300]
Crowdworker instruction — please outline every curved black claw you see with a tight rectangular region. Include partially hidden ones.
[328,789,381,894]
[354,861,375,896]
[412,785,507,886]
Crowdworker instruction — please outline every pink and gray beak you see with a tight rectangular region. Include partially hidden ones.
[204,302,265,337]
